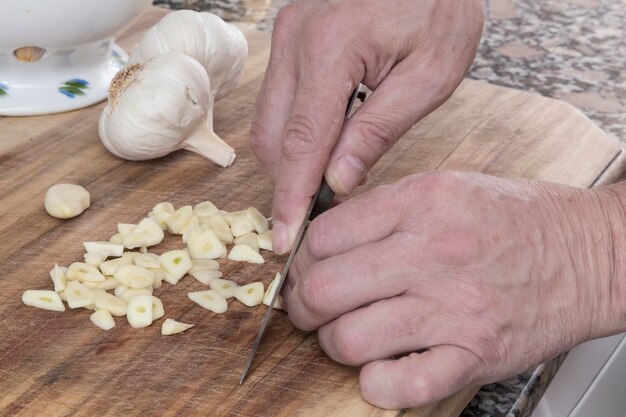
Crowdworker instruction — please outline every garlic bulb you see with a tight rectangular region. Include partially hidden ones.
[129,10,248,101]
[99,52,235,167]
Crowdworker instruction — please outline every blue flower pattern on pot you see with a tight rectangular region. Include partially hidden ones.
[0,82,8,97]
[59,79,89,98]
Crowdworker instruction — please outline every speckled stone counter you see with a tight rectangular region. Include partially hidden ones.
[153,1,626,416]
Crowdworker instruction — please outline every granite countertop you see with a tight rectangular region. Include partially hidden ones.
[154,1,626,416]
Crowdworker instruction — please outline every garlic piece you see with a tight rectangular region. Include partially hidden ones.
[209,279,238,299]
[194,201,219,217]
[109,233,123,245]
[99,53,236,167]
[49,264,68,293]
[129,10,248,100]
[159,249,192,285]
[233,282,264,307]
[187,228,226,260]
[161,318,194,335]
[263,272,284,310]
[94,291,127,317]
[65,281,95,309]
[44,184,90,219]
[90,310,116,330]
[166,205,193,234]
[148,202,175,230]
[126,294,153,328]
[100,256,133,276]
[117,223,136,236]
[84,277,119,291]
[114,265,155,289]
[83,241,124,258]
[257,230,273,252]
[152,296,165,321]
[228,212,255,237]
[118,287,153,303]
[245,207,269,234]
[134,253,160,269]
[233,232,259,252]
[228,244,264,264]
[122,218,164,249]
[190,269,223,285]
[84,252,105,268]
[67,262,105,282]
[208,213,233,243]
[22,290,65,312]
[188,290,228,313]
[181,216,200,244]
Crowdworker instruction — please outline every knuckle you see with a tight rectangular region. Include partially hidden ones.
[306,216,330,259]
[281,115,328,161]
[299,266,331,317]
[353,116,399,156]
[248,121,272,157]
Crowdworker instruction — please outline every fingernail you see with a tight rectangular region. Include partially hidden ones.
[328,154,366,195]
[272,221,289,255]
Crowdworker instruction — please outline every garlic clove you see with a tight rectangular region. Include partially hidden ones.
[209,279,238,299]
[44,184,90,219]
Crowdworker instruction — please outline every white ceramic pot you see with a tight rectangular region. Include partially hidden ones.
[0,0,151,116]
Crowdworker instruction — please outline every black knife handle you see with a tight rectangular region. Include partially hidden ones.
[309,181,335,221]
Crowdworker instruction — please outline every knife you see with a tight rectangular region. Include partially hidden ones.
[239,84,365,384]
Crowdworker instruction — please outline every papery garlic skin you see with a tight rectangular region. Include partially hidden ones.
[129,10,248,101]
[99,52,235,167]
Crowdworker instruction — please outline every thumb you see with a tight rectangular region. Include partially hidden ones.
[325,57,457,196]
[359,345,479,409]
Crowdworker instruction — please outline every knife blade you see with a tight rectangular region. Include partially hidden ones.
[239,84,364,384]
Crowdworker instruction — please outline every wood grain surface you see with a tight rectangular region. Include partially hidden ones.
[0,7,623,417]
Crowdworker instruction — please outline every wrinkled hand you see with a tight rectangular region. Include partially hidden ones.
[283,171,623,409]
[249,0,484,254]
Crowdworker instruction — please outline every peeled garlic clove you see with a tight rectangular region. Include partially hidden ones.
[90,310,116,330]
[190,269,223,285]
[187,228,226,260]
[100,256,133,276]
[126,294,153,328]
[166,205,193,234]
[233,232,259,252]
[122,218,164,249]
[152,296,165,321]
[49,264,68,293]
[233,282,264,307]
[67,262,105,282]
[159,249,192,285]
[99,53,236,167]
[188,290,228,313]
[22,290,65,312]
[194,201,219,217]
[114,264,155,289]
[44,183,90,219]
[83,241,124,258]
[129,10,248,101]
[229,212,254,237]
[94,291,127,317]
[208,213,233,243]
[263,272,284,310]
[245,207,269,234]
[257,230,273,252]
[134,253,160,269]
[161,318,194,335]
[228,244,264,264]
[65,281,95,309]
[118,287,153,303]
[209,279,238,299]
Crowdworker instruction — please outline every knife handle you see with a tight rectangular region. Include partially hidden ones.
[309,181,335,221]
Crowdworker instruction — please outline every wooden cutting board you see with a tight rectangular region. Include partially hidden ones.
[0,7,623,417]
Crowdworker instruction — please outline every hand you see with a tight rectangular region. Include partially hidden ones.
[283,171,624,409]
[249,0,484,254]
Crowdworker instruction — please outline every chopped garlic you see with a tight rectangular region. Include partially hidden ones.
[263,272,284,310]
[148,202,175,230]
[257,230,273,252]
[166,205,193,234]
[83,241,124,258]
[245,207,269,234]
[117,223,136,236]
[65,281,95,309]
[90,310,116,330]
[83,277,118,291]
[228,244,264,264]
[118,287,153,303]
[190,269,223,285]
[152,296,165,320]
[100,256,133,276]
[159,250,192,284]
[161,318,194,335]
[126,294,153,328]
[233,232,259,252]
[230,213,255,237]
[122,218,164,249]
[114,265,155,289]
[22,290,65,312]
[134,253,160,269]
[84,252,105,268]
[49,264,68,293]
[208,213,233,243]
[181,216,200,244]
[109,233,123,245]
[188,290,228,313]
[94,291,127,317]
[209,279,238,299]
[67,262,105,282]
[187,228,226,260]
[233,282,264,307]
[194,201,219,217]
